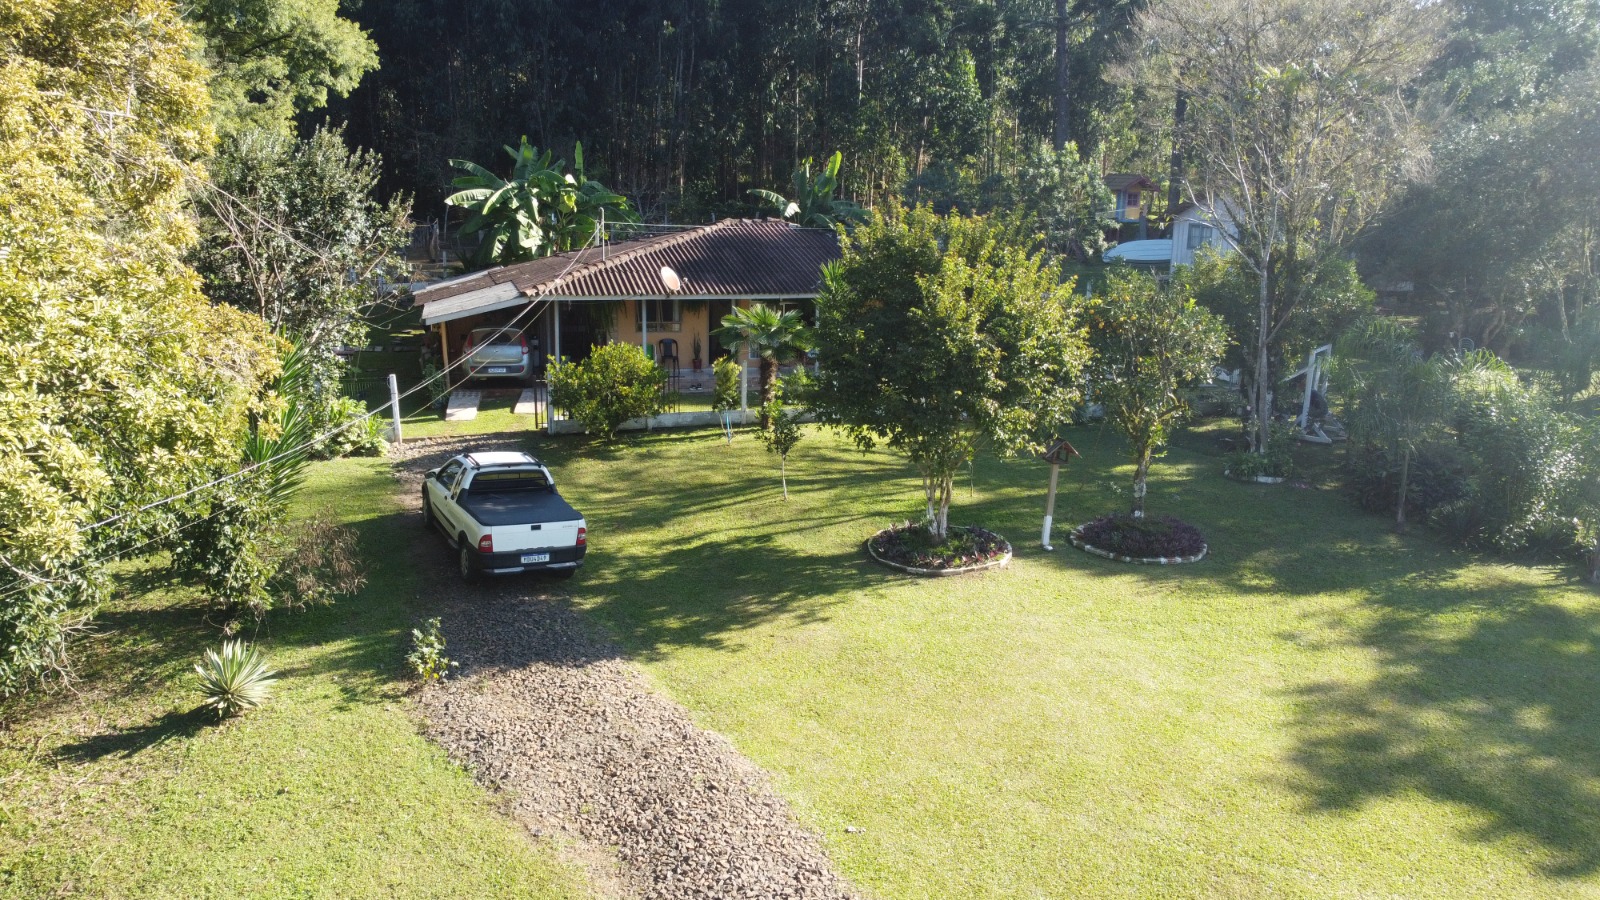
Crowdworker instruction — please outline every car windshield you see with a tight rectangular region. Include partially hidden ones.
[469,328,521,346]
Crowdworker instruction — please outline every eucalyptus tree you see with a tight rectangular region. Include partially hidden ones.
[447,138,639,269]
[749,152,869,228]
[812,204,1090,540]
[1136,0,1441,455]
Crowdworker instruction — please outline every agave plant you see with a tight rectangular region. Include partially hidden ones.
[194,640,277,717]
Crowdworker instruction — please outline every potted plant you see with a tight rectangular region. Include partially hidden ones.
[691,335,704,371]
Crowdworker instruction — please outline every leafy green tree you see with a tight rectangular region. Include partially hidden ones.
[1,0,280,692]
[713,304,812,425]
[548,343,670,441]
[447,138,639,269]
[756,396,806,501]
[185,0,378,137]
[193,125,410,454]
[749,152,868,227]
[1137,0,1440,455]
[812,204,1090,539]
[1085,270,1227,518]
[1002,141,1115,259]
[1335,319,1459,531]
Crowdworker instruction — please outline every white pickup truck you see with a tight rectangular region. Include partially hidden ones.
[421,451,587,580]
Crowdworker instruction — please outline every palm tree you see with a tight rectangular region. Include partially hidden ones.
[748,151,867,228]
[713,304,811,425]
[445,138,637,268]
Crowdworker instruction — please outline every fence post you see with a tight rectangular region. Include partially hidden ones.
[388,373,402,446]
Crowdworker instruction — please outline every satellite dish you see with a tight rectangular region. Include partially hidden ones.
[659,265,681,293]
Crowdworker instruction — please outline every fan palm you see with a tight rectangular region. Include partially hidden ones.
[713,304,812,423]
[748,151,867,228]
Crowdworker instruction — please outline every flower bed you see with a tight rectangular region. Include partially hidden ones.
[1069,513,1208,565]
[866,524,1012,576]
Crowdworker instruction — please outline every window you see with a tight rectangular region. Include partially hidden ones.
[637,298,681,329]
[1185,223,1216,254]
[436,460,464,492]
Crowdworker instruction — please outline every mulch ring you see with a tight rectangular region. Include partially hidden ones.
[392,436,859,900]
[865,523,1012,576]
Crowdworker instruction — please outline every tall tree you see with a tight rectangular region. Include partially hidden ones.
[0,0,280,692]
[185,0,379,136]
[812,204,1089,539]
[1137,0,1440,454]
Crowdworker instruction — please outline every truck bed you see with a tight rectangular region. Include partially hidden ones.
[457,488,582,528]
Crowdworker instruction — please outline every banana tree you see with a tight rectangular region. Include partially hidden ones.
[446,137,638,269]
[748,151,867,228]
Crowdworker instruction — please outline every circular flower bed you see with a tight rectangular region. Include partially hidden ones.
[866,524,1012,576]
[1069,513,1208,565]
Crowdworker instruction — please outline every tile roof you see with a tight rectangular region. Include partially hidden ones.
[414,219,841,322]
[1104,173,1156,193]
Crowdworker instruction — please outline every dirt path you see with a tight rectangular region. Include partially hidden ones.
[393,436,858,900]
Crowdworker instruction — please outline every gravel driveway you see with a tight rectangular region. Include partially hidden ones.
[394,437,858,900]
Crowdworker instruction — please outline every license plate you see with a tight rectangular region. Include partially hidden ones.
[486,366,509,374]
[520,552,550,564]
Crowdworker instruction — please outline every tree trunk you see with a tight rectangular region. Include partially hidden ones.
[1053,0,1071,153]
[1254,265,1272,454]
[758,356,777,427]
[934,471,953,540]
[1131,451,1151,519]
[1167,93,1187,213]
[1395,446,1411,532]
[780,454,789,501]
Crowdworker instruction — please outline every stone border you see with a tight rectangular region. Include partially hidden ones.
[1068,526,1208,565]
[1224,469,1287,485]
[865,527,1013,577]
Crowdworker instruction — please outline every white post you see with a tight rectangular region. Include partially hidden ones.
[1042,462,1061,550]
[387,373,403,445]
[739,341,749,416]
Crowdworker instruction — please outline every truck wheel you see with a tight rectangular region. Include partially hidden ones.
[458,540,479,581]
[421,491,433,529]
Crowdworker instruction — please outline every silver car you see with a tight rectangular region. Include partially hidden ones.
[462,327,533,381]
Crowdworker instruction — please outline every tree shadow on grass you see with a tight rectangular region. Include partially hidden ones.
[1285,575,1600,877]
[53,705,215,762]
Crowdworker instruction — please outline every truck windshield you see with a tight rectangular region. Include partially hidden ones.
[466,470,550,492]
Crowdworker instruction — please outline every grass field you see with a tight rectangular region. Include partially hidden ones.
[0,460,594,900]
[518,422,1600,899]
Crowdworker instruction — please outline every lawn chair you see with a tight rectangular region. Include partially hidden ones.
[657,338,680,375]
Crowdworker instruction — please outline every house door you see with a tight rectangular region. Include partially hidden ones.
[707,300,735,359]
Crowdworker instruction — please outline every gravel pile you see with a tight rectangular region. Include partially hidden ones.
[394,437,859,900]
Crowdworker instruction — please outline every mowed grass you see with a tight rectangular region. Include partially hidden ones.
[513,423,1600,899]
[0,459,594,900]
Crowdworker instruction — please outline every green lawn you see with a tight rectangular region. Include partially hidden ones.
[0,459,594,900]
[515,422,1600,899]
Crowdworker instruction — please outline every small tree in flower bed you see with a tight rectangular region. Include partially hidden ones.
[1076,514,1206,559]
[870,524,1010,570]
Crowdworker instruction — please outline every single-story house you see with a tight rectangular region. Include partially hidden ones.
[411,218,841,391]
[1170,201,1233,268]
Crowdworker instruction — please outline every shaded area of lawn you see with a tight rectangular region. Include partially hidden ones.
[0,459,594,899]
[528,421,1600,898]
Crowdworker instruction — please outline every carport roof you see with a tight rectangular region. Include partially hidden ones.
[414,219,841,325]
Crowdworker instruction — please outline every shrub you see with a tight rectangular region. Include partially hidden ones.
[195,640,277,717]
[756,397,804,500]
[1076,514,1207,559]
[314,394,388,459]
[869,524,1010,570]
[710,356,741,412]
[1344,443,1469,519]
[548,342,669,440]
[1227,423,1298,479]
[407,617,458,683]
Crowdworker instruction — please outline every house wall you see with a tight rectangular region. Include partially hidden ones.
[604,298,717,372]
[1171,208,1233,268]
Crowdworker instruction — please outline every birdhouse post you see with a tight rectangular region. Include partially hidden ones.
[1038,438,1080,550]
